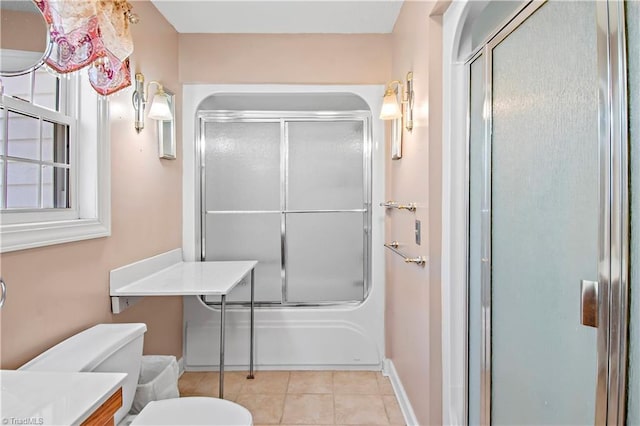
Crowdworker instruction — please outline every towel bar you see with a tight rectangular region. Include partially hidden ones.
[384,241,426,266]
[380,201,417,212]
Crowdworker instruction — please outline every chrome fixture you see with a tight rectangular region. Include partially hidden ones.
[380,201,417,212]
[380,71,414,131]
[580,280,598,328]
[132,72,173,133]
[384,241,426,266]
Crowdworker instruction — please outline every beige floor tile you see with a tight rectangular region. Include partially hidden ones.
[190,378,218,397]
[334,394,388,425]
[288,371,333,394]
[182,370,400,425]
[333,371,379,395]
[281,394,334,424]
[178,372,204,395]
[241,371,291,394]
[375,374,395,395]
[236,393,286,424]
[179,371,246,398]
[218,371,252,396]
[382,395,404,424]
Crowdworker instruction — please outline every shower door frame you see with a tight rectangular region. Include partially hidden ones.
[197,110,373,307]
[465,1,630,424]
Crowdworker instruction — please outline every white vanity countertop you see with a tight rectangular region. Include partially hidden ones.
[111,260,258,296]
[0,370,126,425]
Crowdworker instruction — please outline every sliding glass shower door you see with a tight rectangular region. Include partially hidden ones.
[203,121,283,303]
[201,113,370,305]
[285,121,367,303]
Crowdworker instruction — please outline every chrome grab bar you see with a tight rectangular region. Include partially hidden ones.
[384,241,427,266]
[380,201,417,212]
[0,278,6,309]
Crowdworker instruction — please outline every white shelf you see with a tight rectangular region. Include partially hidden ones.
[109,248,257,313]
[112,261,258,296]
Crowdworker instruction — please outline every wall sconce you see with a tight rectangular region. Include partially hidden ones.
[380,72,414,160]
[380,71,414,131]
[132,72,173,133]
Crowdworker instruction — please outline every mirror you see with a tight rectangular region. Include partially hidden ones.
[0,0,51,76]
[158,90,176,160]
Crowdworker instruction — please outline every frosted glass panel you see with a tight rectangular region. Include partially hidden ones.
[287,121,364,210]
[286,212,364,302]
[470,1,526,52]
[491,1,598,424]
[205,213,282,302]
[627,1,639,424]
[468,54,484,426]
[204,122,280,211]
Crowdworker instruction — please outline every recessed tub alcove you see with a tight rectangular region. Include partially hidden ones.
[182,85,385,370]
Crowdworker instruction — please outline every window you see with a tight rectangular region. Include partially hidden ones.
[1,68,72,214]
[0,67,110,252]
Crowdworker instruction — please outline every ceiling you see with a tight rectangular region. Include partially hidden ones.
[149,1,404,34]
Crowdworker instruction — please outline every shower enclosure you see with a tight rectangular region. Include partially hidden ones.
[198,94,371,306]
[465,1,634,424]
[181,88,384,370]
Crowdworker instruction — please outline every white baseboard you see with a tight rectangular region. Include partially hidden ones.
[184,364,381,372]
[383,358,419,426]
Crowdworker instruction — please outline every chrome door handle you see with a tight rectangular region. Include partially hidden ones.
[580,280,598,327]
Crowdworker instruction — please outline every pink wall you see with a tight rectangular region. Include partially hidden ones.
[178,34,391,84]
[386,2,446,424]
[0,0,183,369]
[0,6,449,423]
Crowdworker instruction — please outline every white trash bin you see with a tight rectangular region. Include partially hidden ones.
[130,355,180,414]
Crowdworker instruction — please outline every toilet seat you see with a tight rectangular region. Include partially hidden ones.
[130,397,253,425]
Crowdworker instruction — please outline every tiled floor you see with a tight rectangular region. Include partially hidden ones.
[178,370,405,425]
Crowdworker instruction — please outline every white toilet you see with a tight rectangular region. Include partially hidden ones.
[19,323,252,425]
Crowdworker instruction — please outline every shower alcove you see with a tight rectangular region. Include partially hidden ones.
[182,86,385,370]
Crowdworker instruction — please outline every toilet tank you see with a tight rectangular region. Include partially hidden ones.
[19,323,147,424]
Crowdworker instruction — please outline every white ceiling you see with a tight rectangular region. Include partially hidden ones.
[149,1,404,34]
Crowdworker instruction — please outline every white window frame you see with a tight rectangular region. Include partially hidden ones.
[1,95,76,222]
[0,72,111,252]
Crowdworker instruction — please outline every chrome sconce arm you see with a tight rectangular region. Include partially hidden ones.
[132,72,173,133]
[404,72,414,131]
[132,73,145,133]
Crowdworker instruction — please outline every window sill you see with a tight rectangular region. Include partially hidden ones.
[0,217,111,253]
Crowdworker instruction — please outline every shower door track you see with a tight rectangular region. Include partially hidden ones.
[197,110,373,308]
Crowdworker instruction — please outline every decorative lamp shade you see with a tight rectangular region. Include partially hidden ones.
[380,89,402,120]
[148,91,172,120]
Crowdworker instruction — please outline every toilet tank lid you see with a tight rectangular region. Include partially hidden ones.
[19,323,147,372]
